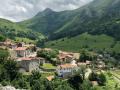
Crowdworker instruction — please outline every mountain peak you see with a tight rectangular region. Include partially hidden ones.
[43,8,53,12]
[36,8,55,17]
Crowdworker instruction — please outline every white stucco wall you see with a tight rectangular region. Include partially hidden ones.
[57,67,78,76]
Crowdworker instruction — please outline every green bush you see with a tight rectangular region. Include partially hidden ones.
[97,73,106,86]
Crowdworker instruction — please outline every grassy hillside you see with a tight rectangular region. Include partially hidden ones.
[19,8,76,35]
[0,18,45,43]
[20,0,120,41]
[50,0,120,40]
[45,33,120,53]
[19,0,120,52]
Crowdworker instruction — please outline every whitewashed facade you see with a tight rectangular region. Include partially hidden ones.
[56,63,78,77]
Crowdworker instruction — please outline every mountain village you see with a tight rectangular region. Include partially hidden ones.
[0,39,106,79]
[0,0,120,90]
[0,37,120,90]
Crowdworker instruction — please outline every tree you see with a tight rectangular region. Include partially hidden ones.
[81,80,92,90]
[43,79,53,90]
[31,80,45,90]
[52,79,73,90]
[37,49,59,59]
[0,49,9,63]
[17,78,28,89]
[37,49,59,65]
[4,60,19,81]
[97,73,106,86]
[79,50,91,62]
[36,39,45,47]
[0,35,6,42]
[76,65,86,80]
[52,79,63,89]
[0,65,9,82]
[88,72,98,81]
[56,84,73,90]
[68,75,83,90]
[29,71,41,86]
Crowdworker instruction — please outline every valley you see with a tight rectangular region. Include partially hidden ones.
[0,0,120,90]
[45,33,120,53]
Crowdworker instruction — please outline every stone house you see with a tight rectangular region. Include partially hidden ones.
[17,57,45,72]
[15,47,31,57]
[9,49,17,59]
[57,51,80,64]
[57,52,74,64]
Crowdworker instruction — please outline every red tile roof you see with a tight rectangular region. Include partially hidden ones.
[15,47,27,51]
[17,57,44,61]
[19,57,34,61]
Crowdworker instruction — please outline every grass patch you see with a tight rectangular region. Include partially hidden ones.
[93,71,120,90]
[41,72,55,78]
[45,33,119,53]
[41,63,56,69]
[103,71,120,90]
[15,37,35,44]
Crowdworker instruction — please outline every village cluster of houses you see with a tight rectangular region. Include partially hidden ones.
[0,39,106,79]
[0,39,44,72]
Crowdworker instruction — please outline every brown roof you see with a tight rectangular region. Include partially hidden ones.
[58,64,77,69]
[58,53,73,60]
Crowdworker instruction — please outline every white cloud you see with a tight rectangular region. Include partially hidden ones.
[0,0,93,22]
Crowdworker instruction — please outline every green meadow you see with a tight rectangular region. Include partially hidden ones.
[45,33,120,53]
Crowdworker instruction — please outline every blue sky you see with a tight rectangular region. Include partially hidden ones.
[0,0,93,22]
